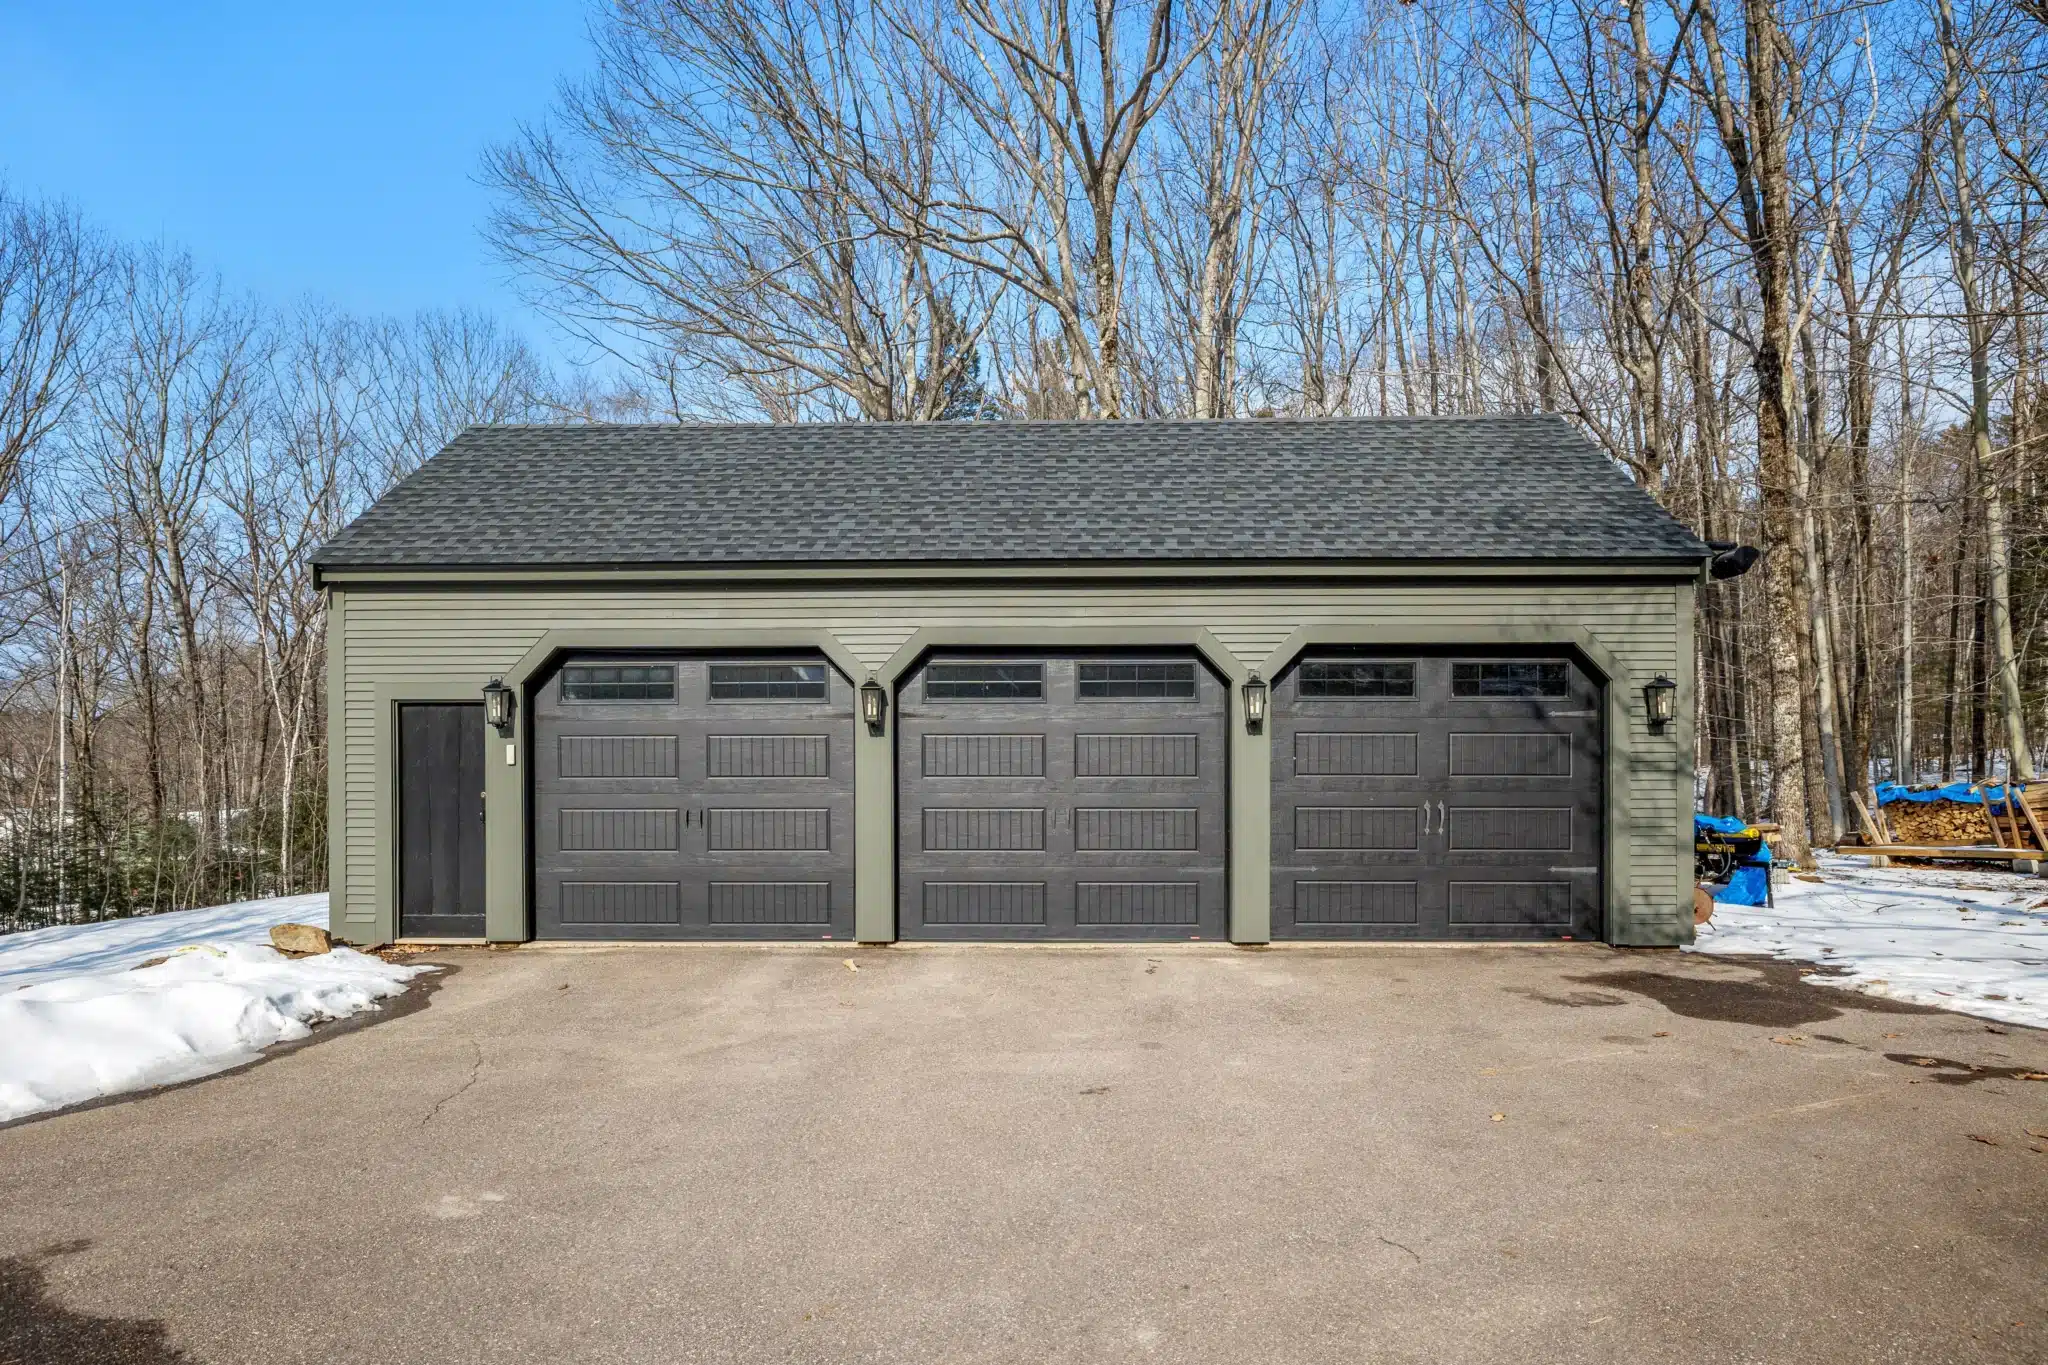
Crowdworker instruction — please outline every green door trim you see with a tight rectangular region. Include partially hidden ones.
[340,675,503,946]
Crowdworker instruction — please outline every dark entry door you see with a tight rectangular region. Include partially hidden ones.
[1271,653,1603,939]
[532,655,857,939]
[896,653,1229,940]
[398,702,487,938]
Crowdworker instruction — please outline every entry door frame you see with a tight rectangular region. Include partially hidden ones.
[396,700,489,938]
[364,676,502,947]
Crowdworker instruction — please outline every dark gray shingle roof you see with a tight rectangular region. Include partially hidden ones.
[311,417,1708,572]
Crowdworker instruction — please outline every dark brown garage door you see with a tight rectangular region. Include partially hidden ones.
[1271,653,1603,939]
[533,655,856,939]
[897,654,1229,939]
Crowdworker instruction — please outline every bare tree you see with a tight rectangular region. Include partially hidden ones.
[0,187,108,522]
[1138,0,1303,417]
[871,0,1218,417]
[1692,0,1819,860]
[487,0,994,421]
[1932,0,2034,778]
[86,248,261,890]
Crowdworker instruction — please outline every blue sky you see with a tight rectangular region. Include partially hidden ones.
[0,1,591,365]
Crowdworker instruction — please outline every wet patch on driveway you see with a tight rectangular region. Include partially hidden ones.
[1567,961,1940,1028]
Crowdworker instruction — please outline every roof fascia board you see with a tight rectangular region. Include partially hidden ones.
[315,559,1706,589]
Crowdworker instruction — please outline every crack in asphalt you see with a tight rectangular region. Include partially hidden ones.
[420,1039,483,1128]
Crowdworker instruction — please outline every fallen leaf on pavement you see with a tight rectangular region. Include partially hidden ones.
[842,959,859,972]
[1490,1113,1506,1122]
[1653,1031,1670,1038]
[1968,1134,2002,1147]
[2022,1072,2048,1082]
[1912,1057,1940,1067]
[1771,1035,1806,1046]
[1882,1032,1903,1039]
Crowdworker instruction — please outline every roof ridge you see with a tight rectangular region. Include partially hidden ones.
[461,412,1574,433]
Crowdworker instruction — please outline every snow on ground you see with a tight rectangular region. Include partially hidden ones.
[1688,853,2048,1030]
[0,892,332,992]
[0,894,431,1123]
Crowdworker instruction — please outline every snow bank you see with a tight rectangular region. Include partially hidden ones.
[0,894,431,1123]
[0,892,333,992]
[1688,854,2048,1030]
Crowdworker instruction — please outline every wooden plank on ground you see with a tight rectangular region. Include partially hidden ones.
[1852,844,2042,860]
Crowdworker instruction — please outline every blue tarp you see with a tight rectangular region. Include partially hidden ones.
[1695,813,1772,906]
[1718,862,1772,906]
[1874,780,2025,805]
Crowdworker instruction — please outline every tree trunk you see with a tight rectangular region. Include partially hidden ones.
[1937,0,2035,780]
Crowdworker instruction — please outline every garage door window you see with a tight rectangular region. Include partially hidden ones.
[708,662,828,701]
[1298,660,1414,698]
[1078,661,1196,699]
[1451,661,1569,698]
[561,664,676,701]
[924,663,1044,701]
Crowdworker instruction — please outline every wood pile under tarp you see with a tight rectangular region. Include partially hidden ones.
[1848,783,2048,865]
[1886,799,1997,844]
[1843,777,2048,863]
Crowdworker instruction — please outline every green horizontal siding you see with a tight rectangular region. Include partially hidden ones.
[330,579,1691,945]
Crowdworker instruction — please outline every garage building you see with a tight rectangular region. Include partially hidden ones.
[312,417,1710,947]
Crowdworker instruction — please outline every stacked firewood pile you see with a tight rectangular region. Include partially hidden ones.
[1885,800,1998,844]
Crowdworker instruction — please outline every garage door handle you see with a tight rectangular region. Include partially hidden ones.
[1437,800,1446,835]
[1419,803,1431,836]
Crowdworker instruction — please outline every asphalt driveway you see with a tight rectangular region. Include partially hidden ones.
[2,943,2044,1364]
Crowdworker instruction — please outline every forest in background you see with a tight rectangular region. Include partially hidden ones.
[1,0,2043,929]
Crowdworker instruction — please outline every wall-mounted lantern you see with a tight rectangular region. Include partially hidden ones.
[1242,673,1268,734]
[861,676,888,735]
[1642,674,1678,732]
[1706,541,1761,580]
[483,676,515,733]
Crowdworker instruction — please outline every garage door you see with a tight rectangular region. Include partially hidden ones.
[533,655,856,939]
[897,654,1228,939]
[1271,653,1603,939]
